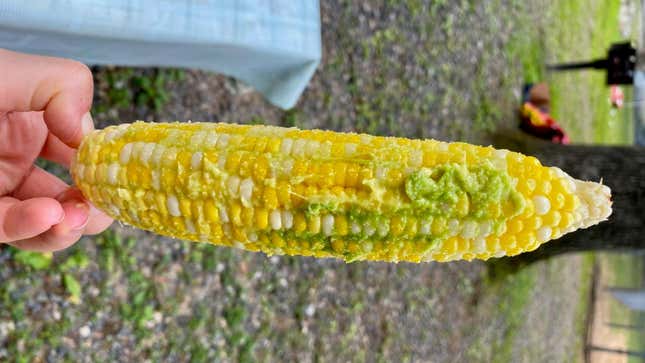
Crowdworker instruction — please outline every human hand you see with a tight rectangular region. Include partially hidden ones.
[0,49,113,252]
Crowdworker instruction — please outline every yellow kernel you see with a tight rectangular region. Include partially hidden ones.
[293,214,307,233]
[276,181,291,206]
[241,207,253,226]
[500,235,517,250]
[204,200,219,222]
[263,188,278,209]
[553,193,565,210]
[543,211,561,227]
[516,232,536,249]
[431,217,447,235]
[456,195,469,217]
[255,208,269,230]
[559,212,574,229]
[266,138,281,153]
[179,198,192,218]
[319,163,334,187]
[563,194,579,211]
[253,156,269,180]
[233,227,247,242]
[336,214,349,235]
[525,217,542,230]
[334,163,347,186]
[442,238,458,254]
[308,215,321,234]
[391,216,405,236]
[508,219,524,234]
[230,202,242,226]
[271,233,285,248]
[346,164,360,188]
[226,151,243,173]
[485,237,500,252]
[331,239,345,253]
[536,181,552,195]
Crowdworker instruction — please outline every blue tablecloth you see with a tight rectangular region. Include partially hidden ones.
[0,0,321,109]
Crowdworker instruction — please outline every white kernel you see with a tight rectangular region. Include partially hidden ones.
[204,133,219,148]
[344,143,357,156]
[283,159,294,175]
[478,221,493,237]
[322,214,334,236]
[437,142,449,151]
[493,149,508,159]
[109,205,121,216]
[150,144,165,166]
[461,220,477,239]
[191,152,203,170]
[151,171,161,190]
[218,206,230,223]
[248,232,258,242]
[350,222,361,234]
[216,134,230,148]
[363,221,376,236]
[447,219,460,236]
[420,220,432,235]
[239,178,254,207]
[107,163,119,185]
[120,143,133,164]
[537,226,552,243]
[376,167,387,179]
[167,195,181,217]
[319,141,332,157]
[227,176,241,197]
[306,140,320,156]
[281,210,294,229]
[377,222,389,237]
[292,139,306,156]
[131,142,145,161]
[494,250,507,258]
[75,164,85,180]
[185,219,196,234]
[280,138,293,154]
[474,238,486,253]
[409,150,423,167]
[140,143,155,165]
[190,132,207,146]
[218,154,227,170]
[533,195,551,215]
[270,210,282,230]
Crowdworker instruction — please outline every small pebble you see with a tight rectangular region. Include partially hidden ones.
[79,325,91,339]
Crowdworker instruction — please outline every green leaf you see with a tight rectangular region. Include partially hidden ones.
[13,249,52,270]
[63,273,82,304]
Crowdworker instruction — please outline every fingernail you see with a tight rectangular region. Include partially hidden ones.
[81,112,94,136]
[64,200,90,231]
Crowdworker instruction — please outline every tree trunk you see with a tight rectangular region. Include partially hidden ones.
[492,132,645,262]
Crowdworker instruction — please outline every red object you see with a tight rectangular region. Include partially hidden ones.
[610,85,624,108]
[519,102,570,144]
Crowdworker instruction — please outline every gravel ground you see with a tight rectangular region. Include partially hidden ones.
[0,1,595,362]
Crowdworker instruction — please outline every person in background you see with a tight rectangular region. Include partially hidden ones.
[519,82,570,144]
[0,49,113,252]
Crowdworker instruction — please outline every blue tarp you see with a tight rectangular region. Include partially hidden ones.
[0,0,321,109]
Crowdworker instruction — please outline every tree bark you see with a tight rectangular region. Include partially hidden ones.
[492,132,645,262]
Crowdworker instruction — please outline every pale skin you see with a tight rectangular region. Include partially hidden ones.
[0,49,113,252]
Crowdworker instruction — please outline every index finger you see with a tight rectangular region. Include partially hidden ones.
[0,48,94,148]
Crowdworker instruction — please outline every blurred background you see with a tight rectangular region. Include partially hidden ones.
[1,1,644,362]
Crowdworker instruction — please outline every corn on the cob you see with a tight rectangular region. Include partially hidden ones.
[71,121,612,263]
